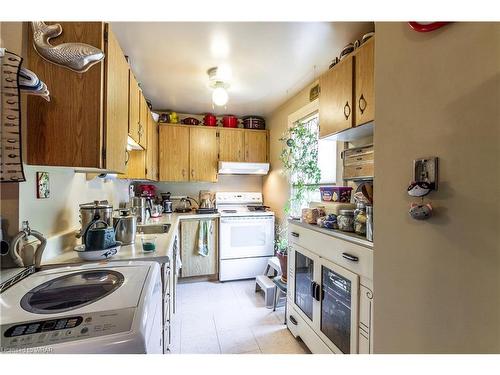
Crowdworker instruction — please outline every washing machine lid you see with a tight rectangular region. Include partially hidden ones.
[0,262,152,325]
[20,270,124,314]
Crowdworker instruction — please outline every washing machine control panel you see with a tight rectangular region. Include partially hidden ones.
[1,308,135,352]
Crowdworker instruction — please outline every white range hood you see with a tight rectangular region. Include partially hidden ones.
[218,161,270,175]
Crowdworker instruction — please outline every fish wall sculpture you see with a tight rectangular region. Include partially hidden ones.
[31,21,104,73]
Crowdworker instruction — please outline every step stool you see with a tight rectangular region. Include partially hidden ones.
[255,257,282,309]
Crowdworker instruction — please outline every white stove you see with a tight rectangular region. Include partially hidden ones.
[216,192,275,281]
[216,191,274,216]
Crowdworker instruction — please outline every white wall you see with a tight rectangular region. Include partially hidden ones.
[136,175,263,200]
[19,166,130,237]
[374,22,500,353]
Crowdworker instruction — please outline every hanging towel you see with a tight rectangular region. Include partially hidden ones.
[198,220,212,257]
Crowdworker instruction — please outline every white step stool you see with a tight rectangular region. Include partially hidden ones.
[255,257,282,309]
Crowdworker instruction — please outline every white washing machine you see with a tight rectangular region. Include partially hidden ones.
[0,261,163,354]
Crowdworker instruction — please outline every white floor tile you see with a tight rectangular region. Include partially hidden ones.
[174,279,308,355]
[180,332,221,354]
[217,327,260,354]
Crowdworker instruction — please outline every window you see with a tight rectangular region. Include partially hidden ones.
[287,105,337,216]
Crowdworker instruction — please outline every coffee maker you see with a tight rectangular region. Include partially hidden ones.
[160,192,173,214]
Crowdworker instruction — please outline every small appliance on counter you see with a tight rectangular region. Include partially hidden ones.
[196,190,217,214]
[160,192,173,214]
[113,209,137,245]
[130,197,150,224]
[175,197,192,213]
[78,200,113,238]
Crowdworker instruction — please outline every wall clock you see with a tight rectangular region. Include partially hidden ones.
[408,22,450,32]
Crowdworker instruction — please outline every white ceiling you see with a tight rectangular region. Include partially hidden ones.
[111,22,373,117]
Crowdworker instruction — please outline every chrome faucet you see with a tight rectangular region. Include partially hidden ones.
[10,221,47,270]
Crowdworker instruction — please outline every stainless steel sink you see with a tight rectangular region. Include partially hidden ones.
[137,223,171,234]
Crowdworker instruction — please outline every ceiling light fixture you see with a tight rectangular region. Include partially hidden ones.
[208,66,230,107]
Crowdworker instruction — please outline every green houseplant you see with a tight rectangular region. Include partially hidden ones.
[275,118,321,280]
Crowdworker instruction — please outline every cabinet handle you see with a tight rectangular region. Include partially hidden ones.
[343,101,351,120]
[358,94,367,114]
[356,167,363,170]
[310,281,317,298]
[182,169,185,178]
[291,232,300,238]
[342,252,359,262]
[289,315,298,325]
[191,169,194,178]
[125,150,130,165]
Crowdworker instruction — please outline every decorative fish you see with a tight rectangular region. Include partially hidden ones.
[31,21,105,73]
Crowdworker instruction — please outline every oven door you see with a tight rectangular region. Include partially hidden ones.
[317,257,359,354]
[219,215,275,259]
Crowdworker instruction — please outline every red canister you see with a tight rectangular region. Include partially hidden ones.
[203,113,217,126]
[222,115,239,128]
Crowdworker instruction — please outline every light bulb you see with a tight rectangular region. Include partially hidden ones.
[212,86,228,106]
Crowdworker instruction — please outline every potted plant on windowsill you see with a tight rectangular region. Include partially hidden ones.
[275,222,288,282]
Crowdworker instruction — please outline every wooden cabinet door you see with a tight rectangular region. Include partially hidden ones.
[122,150,146,179]
[138,93,148,148]
[219,129,244,162]
[159,126,190,181]
[146,113,158,181]
[244,130,268,162]
[189,127,218,182]
[104,26,129,173]
[128,72,140,144]
[354,38,375,126]
[180,219,218,278]
[319,56,354,138]
[27,22,105,168]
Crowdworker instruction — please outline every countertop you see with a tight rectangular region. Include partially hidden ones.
[288,219,374,249]
[43,212,220,267]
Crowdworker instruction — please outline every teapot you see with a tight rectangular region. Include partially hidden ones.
[83,219,116,250]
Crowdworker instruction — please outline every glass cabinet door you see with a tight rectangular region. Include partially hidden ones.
[320,264,358,354]
[294,250,314,320]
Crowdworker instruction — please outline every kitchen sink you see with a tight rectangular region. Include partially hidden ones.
[137,224,171,234]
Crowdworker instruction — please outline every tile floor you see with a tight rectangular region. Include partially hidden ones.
[169,279,310,354]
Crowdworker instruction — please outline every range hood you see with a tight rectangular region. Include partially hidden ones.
[218,161,270,175]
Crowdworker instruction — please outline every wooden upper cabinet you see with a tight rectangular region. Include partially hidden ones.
[138,92,148,148]
[319,56,354,138]
[244,130,268,162]
[219,129,245,162]
[27,22,105,168]
[128,72,140,144]
[122,150,146,180]
[26,22,129,172]
[146,114,158,181]
[103,25,129,173]
[159,126,190,181]
[354,38,375,126]
[189,127,218,182]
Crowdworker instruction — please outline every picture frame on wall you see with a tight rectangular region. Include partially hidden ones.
[36,171,50,199]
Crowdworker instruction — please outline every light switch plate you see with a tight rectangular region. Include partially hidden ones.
[413,157,438,190]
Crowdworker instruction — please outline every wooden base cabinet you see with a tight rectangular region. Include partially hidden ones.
[287,222,374,354]
[27,22,129,172]
[180,219,218,278]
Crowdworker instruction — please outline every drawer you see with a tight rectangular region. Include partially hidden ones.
[343,145,373,158]
[289,223,373,280]
[344,152,374,166]
[287,301,333,354]
[344,162,374,179]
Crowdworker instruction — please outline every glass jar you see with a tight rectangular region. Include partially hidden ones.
[354,203,367,236]
[337,209,355,232]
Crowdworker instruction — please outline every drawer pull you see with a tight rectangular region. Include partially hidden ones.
[343,101,351,120]
[289,315,298,325]
[342,252,359,262]
[291,232,300,238]
[358,94,367,114]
